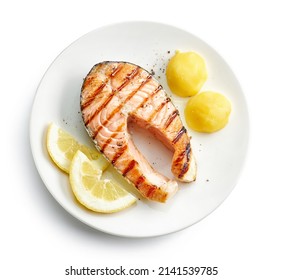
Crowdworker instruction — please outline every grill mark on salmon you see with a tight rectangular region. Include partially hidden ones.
[100,123,125,153]
[111,144,128,165]
[110,63,124,77]
[132,84,162,113]
[135,175,146,189]
[172,126,187,144]
[116,66,140,91]
[122,160,137,176]
[81,76,94,90]
[146,186,157,199]
[81,61,197,203]
[164,109,179,129]
[147,97,170,123]
[81,83,106,110]
[174,143,191,178]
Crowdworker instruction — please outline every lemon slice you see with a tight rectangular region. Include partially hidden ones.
[69,151,137,213]
[46,123,109,173]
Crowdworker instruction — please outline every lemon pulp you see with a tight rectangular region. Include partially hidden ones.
[69,151,137,213]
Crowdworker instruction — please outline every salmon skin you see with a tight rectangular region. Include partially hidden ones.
[81,61,196,203]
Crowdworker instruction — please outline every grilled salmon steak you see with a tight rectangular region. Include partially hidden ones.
[81,61,196,203]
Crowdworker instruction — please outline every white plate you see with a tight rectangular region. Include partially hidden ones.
[30,21,249,238]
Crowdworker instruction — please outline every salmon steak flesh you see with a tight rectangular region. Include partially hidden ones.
[81,61,197,203]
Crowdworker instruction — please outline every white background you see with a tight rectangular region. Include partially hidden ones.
[1,0,281,279]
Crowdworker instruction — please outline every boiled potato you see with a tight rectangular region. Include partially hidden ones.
[185,91,231,133]
[166,51,207,97]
